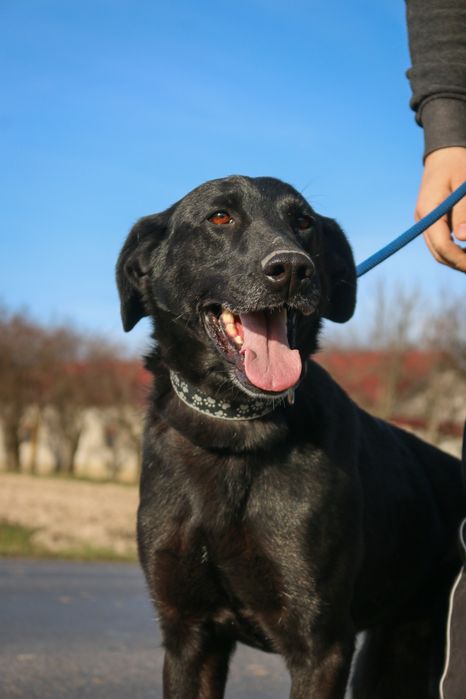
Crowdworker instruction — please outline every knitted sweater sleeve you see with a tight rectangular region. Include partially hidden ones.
[406,0,466,158]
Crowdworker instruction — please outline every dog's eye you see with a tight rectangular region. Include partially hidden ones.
[208,211,233,225]
[296,215,314,231]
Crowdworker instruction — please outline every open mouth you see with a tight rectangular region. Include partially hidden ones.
[204,304,306,396]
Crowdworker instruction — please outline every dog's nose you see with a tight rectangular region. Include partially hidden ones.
[261,250,315,293]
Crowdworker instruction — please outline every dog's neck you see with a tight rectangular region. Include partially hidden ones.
[169,370,285,421]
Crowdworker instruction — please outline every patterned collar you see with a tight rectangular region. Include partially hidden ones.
[169,370,285,421]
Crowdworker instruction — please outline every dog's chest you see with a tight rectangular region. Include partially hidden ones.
[148,435,324,646]
[152,513,298,650]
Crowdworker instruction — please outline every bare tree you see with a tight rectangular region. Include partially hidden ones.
[97,359,147,480]
[43,333,146,477]
[368,283,420,419]
[418,293,466,445]
[0,306,146,478]
[0,308,52,471]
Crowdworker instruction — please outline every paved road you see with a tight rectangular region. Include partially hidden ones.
[0,559,290,699]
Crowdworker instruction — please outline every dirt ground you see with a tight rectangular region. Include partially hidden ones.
[0,473,138,558]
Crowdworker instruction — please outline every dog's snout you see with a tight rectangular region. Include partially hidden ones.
[261,250,314,293]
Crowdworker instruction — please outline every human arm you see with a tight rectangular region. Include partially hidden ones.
[406,0,466,271]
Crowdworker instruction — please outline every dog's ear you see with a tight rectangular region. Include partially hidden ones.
[116,209,171,332]
[319,216,357,323]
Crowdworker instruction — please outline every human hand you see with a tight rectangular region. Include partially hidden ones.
[415,146,466,272]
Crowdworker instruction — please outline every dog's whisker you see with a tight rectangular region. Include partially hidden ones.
[338,279,356,288]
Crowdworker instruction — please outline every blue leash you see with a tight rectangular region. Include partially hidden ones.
[356,180,466,277]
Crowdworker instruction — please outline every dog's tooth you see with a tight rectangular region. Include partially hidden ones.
[233,336,243,346]
[225,323,237,338]
[221,310,235,324]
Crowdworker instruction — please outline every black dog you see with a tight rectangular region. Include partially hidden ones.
[116,176,464,698]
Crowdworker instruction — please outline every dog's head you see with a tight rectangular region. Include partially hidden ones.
[117,176,356,399]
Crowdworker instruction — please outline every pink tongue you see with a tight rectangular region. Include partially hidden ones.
[239,309,302,392]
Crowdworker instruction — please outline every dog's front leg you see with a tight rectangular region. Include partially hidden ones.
[288,633,355,699]
[162,624,235,699]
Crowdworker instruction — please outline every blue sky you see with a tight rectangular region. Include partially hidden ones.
[1,0,463,351]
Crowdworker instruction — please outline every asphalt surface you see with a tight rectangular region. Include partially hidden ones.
[0,559,290,699]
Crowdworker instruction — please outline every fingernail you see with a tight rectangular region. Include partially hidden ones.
[457,223,466,240]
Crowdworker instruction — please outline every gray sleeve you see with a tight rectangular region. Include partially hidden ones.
[406,0,466,158]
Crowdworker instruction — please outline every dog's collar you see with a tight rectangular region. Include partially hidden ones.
[169,370,283,421]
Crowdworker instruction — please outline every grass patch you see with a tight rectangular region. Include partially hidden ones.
[50,545,137,563]
[6,471,138,487]
[0,521,37,557]
[0,521,136,562]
